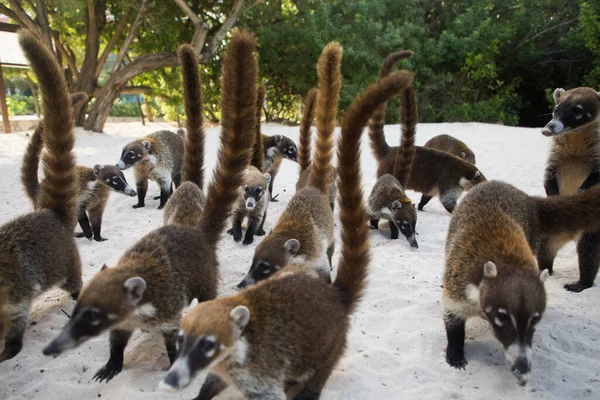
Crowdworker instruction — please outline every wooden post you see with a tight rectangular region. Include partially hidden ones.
[0,58,11,133]
[135,94,145,125]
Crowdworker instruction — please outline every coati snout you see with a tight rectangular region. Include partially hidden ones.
[94,165,137,197]
[116,141,149,170]
[479,262,547,386]
[391,200,418,248]
[275,135,298,161]
[542,87,600,136]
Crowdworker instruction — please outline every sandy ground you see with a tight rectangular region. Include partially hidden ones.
[0,121,598,400]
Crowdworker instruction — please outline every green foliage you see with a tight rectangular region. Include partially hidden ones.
[108,98,140,117]
[6,95,35,116]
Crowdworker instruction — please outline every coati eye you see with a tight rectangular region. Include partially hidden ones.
[531,313,541,325]
[259,262,271,273]
[85,309,100,320]
[256,187,262,194]
[496,309,510,326]
[573,106,582,115]
[128,151,136,158]
[201,337,216,354]
[244,186,249,192]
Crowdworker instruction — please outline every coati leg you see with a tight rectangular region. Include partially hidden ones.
[231,212,243,243]
[157,178,173,210]
[240,383,286,400]
[93,329,133,383]
[75,208,93,240]
[369,218,379,229]
[173,173,181,189]
[88,205,107,242]
[162,329,178,366]
[440,188,462,214]
[256,209,268,236]
[418,195,433,211]
[544,165,560,196]
[293,347,343,400]
[536,236,558,275]
[0,304,29,362]
[389,221,399,240]
[243,216,262,245]
[444,312,467,369]
[194,373,228,400]
[133,178,148,209]
[568,231,600,292]
[578,170,600,192]
[268,178,279,202]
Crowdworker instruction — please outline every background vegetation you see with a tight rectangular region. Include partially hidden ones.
[2,0,600,128]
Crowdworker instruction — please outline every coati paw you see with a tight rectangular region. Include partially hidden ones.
[93,363,122,383]
[132,203,144,209]
[94,237,108,242]
[242,237,254,245]
[74,232,87,238]
[445,353,467,370]
[233,232,243,242]
[153,195,162,200]
[270,193,280,202]
[564,281,593,293]
[227,228,234,235]
[256,228,266,236]
[157,204,165,210]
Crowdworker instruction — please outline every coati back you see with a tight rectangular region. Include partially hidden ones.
[238,42,342,288]
[367,82,418,248]
[228,85,271,245]
[262,133,298,201]
[424,134,476,164]
[443,180,600,384]
[161,67,413,400]
[163,45,207,227]
[43,31,258,383]
[0,32,82,361]
[368,54,485,214]
[296,88,337,210]
[116,129,184,209]
[22,127,136,241]
[538,87,600,292]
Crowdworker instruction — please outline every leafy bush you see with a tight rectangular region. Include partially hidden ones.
[6,94,35,116]
[109,97,140,117]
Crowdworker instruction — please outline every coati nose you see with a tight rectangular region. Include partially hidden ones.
[162,371,180,390]
[541,125,554,136]
[42,340,62,356]
[511,357,530,385]
[237,280,248,289]
[407,235,419,249]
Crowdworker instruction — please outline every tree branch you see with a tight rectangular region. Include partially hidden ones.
[35,0,53,50]
[5,0,42,36]
[53,32,79,79]
[96,8,132,78]
[205,0,245,58]
[517,19,577,49]
[111,0,153,74]
[172,0,209,52]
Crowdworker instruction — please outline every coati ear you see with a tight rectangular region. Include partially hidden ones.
[474,170,481,178]
[264,173,271,187]
[100,264,109,271]
[391,200,402,210]
[141,140,152,151]
[553,88,565,104]
[539,269,549,283]
[93,164,104,176]
[123,277,146,305]
[460,151,466,158]
[189,298,199,309]
[483,261,497,279]
[274,135,282,144]
[229,305,250,332]
[284,238,301,255]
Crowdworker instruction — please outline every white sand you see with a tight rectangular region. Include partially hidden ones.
[0,121,598,399]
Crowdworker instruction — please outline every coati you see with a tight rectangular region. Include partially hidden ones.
[538,87,600,292]
[262,133,298,201]
[227,85,271,245]
[163,45,207,228]
[295,88,337,210]
[424,134,476,164]
[238,42,342,288]
[22,127,137,242]
[0,32,82,361]
[42,31,259,383]
[160,66,413,400]
[367,84,418,248]
[443,180,600,384]
[368,54,486,213]
[116,129,184,209]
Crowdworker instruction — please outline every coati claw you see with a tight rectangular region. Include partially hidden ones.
[93,363,122,383]
[446,354,467,370]
[564,281,592,292]
[270,193,280,202]
[242,237,254,245]
[226,228,234,235]
[256,229,266,236]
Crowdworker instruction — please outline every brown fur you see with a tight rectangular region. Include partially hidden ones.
[368,50,413,162]
[42,31,258,382]
[0,32,82,362]
[229,166,270,245]
[261,133,298,199]
[394,86,418,186]
[309,42,342,194]
[164,45,207,227]
[251,85,266,171]
[163,67,408,400]
[443,180,600,379]
[298,88,318,172]
[539,87,600,292]
[424,134,476,164]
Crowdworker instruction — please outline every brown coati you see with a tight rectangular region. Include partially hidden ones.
[296,88,337,210]
[163,45,207,228]
[0,286,8,341]
[42,30,259,383]
[238,42,342,289]
[443,180,600,385]
[368,55,485,213]
[424,134,476,164]
[367,85,418,248]
[538,87,600,292]
[160,67,413,400]
[0,32,82,362]
[262,133,298,201]
[22,127,137,242]
[227,85,271,245]
[116,129,184,209]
